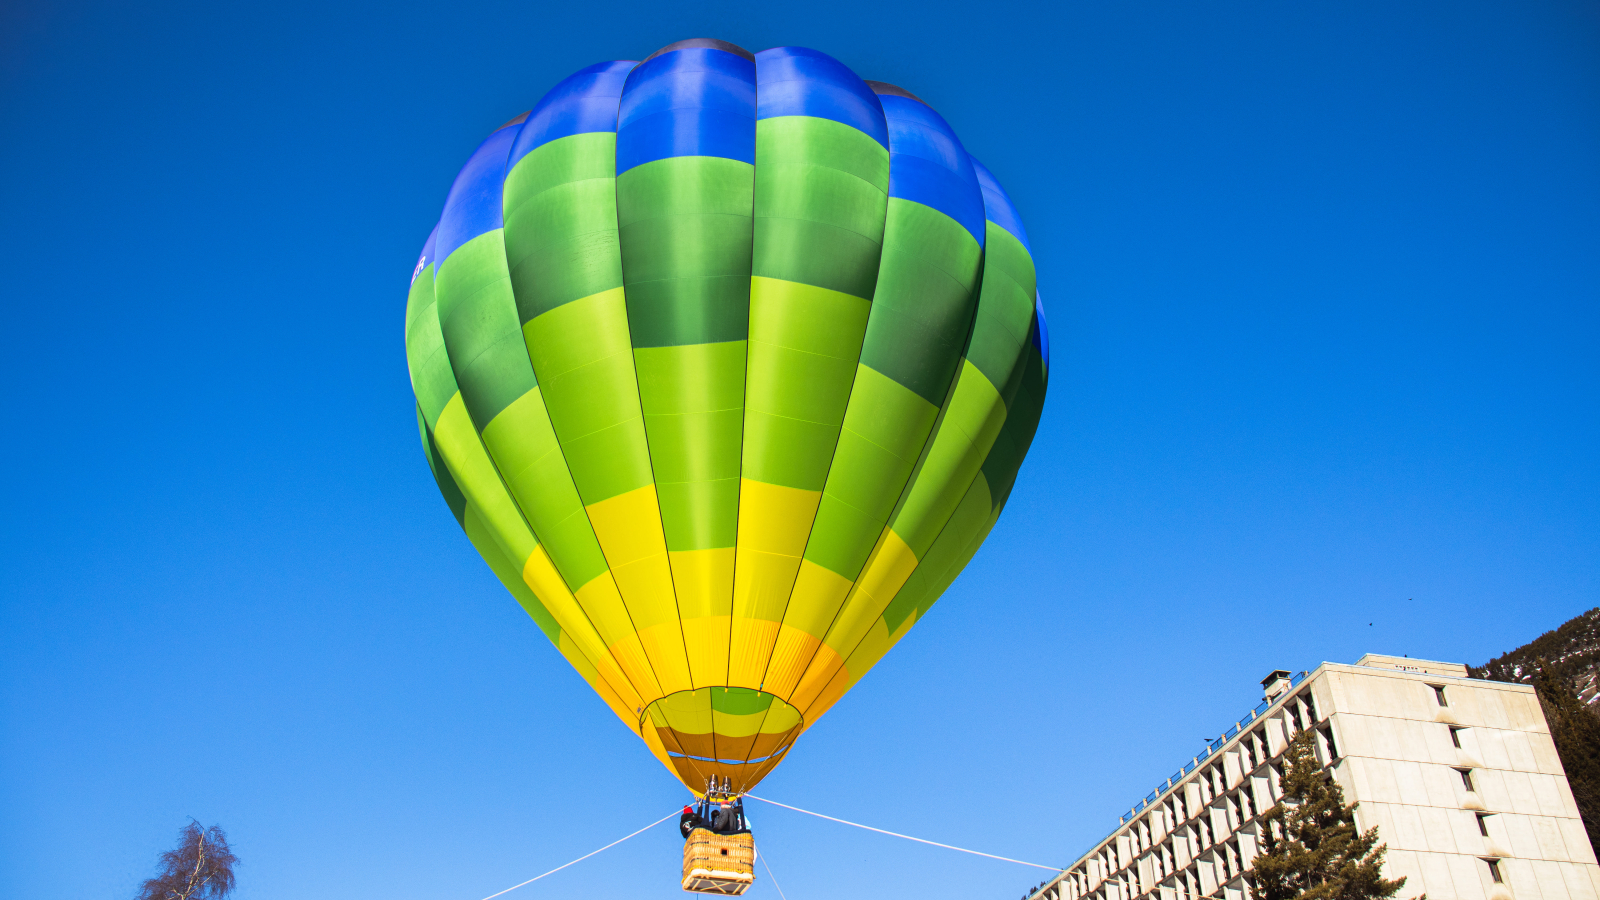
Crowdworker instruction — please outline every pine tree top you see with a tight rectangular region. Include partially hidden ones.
[1248,731,1413,900]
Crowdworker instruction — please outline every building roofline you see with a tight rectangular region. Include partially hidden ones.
[1052,655,1532,879]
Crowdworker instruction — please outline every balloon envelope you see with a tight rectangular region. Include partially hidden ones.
[405,39,1048,794]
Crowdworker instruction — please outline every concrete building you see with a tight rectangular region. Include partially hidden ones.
[1028,655,1599,900]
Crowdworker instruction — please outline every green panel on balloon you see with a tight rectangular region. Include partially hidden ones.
[522,289,653,506]
[430,394,538,574]
[503,133,625,321]
[635,342,745,551]
[981,344,1047,513]
[802,366,938,578]
[753,116,889,299]
[742,280,871,491]
[434,231,539,430]
[405,266,460,430]
[616,156,754,348]
[966,225,1037,400]
[745,112,885,493]
[794,196,981,587]
[418,406,467,526]
[858,199,983,406]
[881,469,995,635]
[480,387,612,591]
[889,360,1007,558]
[468,498,563,644]
[756,116,889,194]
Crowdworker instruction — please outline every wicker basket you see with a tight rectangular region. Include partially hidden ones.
[681,828,756,895]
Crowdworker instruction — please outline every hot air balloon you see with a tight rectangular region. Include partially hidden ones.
[404,38,1047,894]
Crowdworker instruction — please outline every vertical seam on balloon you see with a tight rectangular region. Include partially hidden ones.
[706,689,721,780]
[810,249,986,694]
[979,326,1048,517]
[741,691,780,778]
[429,372,644,712]
[725,66,762,693]
[786,367,960,717]
[444,380,653,709]
[856,408,1003,660]
[654,703,711,794]
[741,735,794,789]
[609,62,698,696]
[749,96,891,700]
[494,327,667,708]
[488,245,676,713]
[752,224,906,695]
[836,216,1043,658]
[449,130,667,712]
[782,203,987,717]
[880,251,984,531]
[510,62,685,719]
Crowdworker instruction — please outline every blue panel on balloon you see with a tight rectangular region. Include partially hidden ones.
[755,47,888,148]
[509,61,636,168]
[1033,292,1050,374]
[971,158,1030,253]
[616,47,757,173]
[876,93,986,245]
[412,222,439,286]
[434,122,522,264]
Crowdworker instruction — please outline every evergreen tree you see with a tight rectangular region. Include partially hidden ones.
[1248,730,1412,900]
[1531,661,1600,856]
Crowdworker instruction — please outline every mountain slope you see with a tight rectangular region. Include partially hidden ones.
[1469,606,1600,857]
[1469,607,1600,707]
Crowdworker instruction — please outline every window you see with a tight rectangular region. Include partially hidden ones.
[1432,685,1449,707]
[1450,727,1464,749]
[1305,693,1319,722]
[1320,725,1340,760]
[1458,768,1476,792]
[1486,859,1503,884]
[1477,813,1492,837]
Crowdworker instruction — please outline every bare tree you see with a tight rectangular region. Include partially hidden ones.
[135,821,238,900]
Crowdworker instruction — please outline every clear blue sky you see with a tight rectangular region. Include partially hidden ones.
[2,1,1596,898]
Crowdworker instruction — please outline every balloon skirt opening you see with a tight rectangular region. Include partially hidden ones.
[643,687,804,794]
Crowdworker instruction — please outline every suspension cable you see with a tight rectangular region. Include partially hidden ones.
[745,794,1062,872]
[476,809,679,900]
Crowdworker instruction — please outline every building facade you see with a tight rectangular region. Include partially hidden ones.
[1029,655,1599,900]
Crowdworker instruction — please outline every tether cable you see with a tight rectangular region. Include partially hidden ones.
[756,844,789,900]
[476,809,678,900]
[746,794,1062,872]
